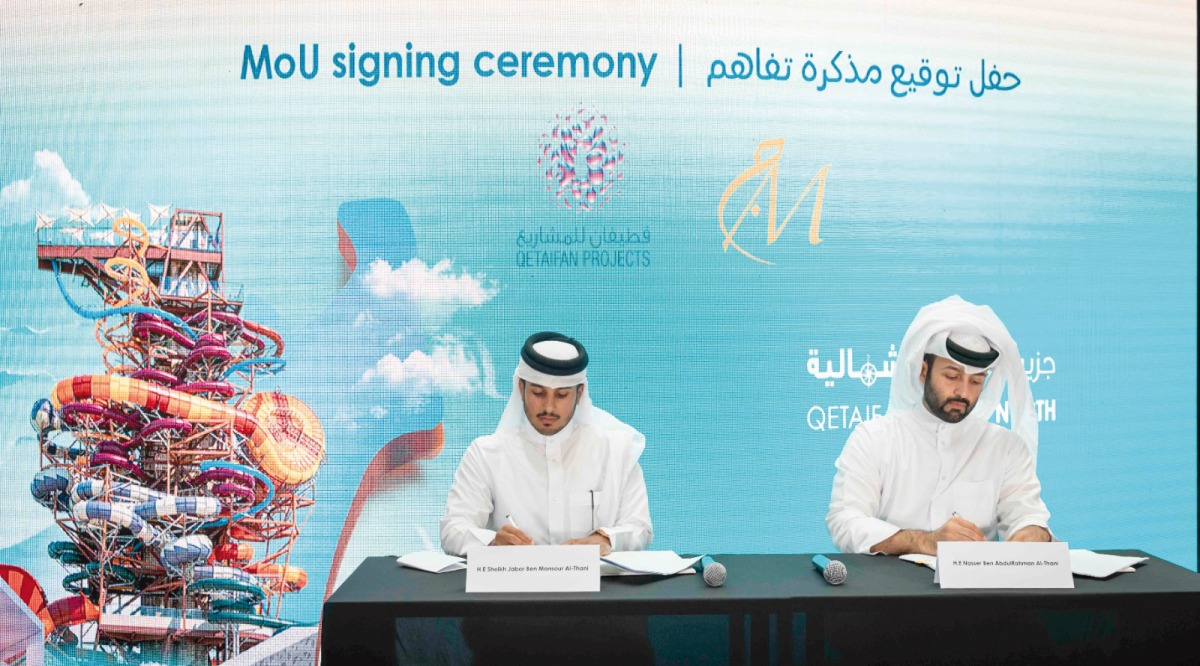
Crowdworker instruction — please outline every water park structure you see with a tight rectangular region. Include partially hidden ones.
[27,206,324,663]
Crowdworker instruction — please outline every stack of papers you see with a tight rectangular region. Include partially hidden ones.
[600,551,701,576]
[899,553,937,570]
[1068,550,1147,578]
[396,549,709,577]
[397,551,466,573]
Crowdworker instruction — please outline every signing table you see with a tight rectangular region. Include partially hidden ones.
[322,550,1200,664]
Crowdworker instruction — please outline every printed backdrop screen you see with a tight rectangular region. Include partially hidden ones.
[1,0,1195,639]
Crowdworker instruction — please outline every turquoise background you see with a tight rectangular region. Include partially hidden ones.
[1,2,1195,628]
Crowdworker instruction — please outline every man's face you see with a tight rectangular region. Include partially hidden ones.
[520,379,582,436]
[920,356,987,423]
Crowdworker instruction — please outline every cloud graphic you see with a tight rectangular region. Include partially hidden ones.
[1,150,90,226]
[363,258,497,326]
[361,334,499,398]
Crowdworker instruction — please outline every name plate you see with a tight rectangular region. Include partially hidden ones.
[936,542,1073,589]
[466,545,600,593]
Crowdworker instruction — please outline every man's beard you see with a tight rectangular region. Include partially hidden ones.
[923,378,975,423]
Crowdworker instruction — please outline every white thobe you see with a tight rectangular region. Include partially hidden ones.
[440,418,653,557]
[827,406,1051,554]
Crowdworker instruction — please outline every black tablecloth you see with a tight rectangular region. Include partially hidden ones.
[322,550,1200,665]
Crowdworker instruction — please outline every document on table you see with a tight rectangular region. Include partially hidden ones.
[600,551,701,576]
[396,551,467,573]
[899,553,937,570]
[1069,549,1147,578]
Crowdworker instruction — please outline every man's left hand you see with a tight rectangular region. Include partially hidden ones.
[563,532,612,556]
[1009,526,1052,542]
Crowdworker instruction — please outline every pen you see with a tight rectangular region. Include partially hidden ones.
[505,514,520,530]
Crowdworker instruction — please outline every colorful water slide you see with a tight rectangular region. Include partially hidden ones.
[181,343,232,370]
[195,561,307,629]
[194,565,259,587]
[206,611,297,630]
[62,563,136,595]
[58,401,140,430]
[35,211,320,654]
[0,565,54,636]
[66,477,224,576]
[176,380,237,398]
[72,480,155,504]
[191,464,260,508]
[133,494,223,520]
[72,501,157,543]
[185,310,286,356]
[196,461,275,526]
[43,440,87,459]
[130,367,180,386]
[30,467,73,510]
[47,542,86,566]
[138,417,194,440]
[223,357,287,378]
[212,543,255,563]
[89,448,143,477]
[47,595,100,629]
[190,571,269,621]
[52,260,198,341]
[243,562,308,593]
[190,578,264,605]
[132,315,196,350]
[106,417,194,452]
[51,374,325,485]
[161,535,213,569]
[44,465,267,582]
[238,393,324,485]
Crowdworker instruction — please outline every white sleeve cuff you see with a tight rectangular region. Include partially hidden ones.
[1005,521,1054,542]
[856,519,904,555]
[468,527,496,548]
[597,525,631,552]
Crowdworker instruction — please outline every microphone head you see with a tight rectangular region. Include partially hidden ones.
[702,561,727,587]
[823,559,847,585]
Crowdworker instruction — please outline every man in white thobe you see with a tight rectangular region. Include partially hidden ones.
[438,332,655,665]
[441,331,653,556]
[827,295,1052,555]
[822,296,1060,664]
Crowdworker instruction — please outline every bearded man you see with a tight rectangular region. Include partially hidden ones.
[826,295,1052,555]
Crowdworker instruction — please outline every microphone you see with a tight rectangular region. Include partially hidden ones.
[812,554,847,585]
[692,555,727,587]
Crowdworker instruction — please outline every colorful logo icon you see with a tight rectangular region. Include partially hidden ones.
[539,105,624,212]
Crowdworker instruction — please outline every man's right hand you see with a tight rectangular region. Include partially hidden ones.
[871,516,987,555]
[490,524,534,546]
[923,516,986,551]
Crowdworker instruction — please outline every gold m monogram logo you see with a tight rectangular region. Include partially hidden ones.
[718,138,830,265]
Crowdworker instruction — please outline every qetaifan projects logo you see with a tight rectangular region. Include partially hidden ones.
[538,104,624,213]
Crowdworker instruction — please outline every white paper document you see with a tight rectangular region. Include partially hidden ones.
[396,551,467,574]
[1069,550,1147,578]
[899,553,937,570]
[600,551,702,576]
